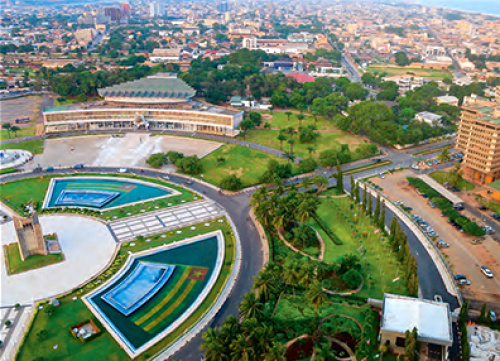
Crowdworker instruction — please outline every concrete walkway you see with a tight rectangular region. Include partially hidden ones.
[0,215,116,306]
[109,201,224,242]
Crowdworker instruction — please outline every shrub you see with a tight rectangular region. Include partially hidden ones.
[220,175,243,191]
[298,158,319,173]
[145,153,168,168]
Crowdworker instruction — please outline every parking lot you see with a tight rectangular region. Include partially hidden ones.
[371,169,500,310]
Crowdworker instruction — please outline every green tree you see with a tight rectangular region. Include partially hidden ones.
[285,111,292,122]
[336,160,343,194]
[287,138,295,155]
[362,187,367,211]
[395,51,410,66]
[175,155,203,174]
[277,133,287,151]
[374,194,381,220]
[220,175,243,191]
[437,148,451,163]
[296,113,305,126]
[379,200,386,228]
[238,292,264,320]
[350,175,355,199]
[479,303,487,323]
[306,280,328,313]
[299,158,318,173]
[146,153,168,168]
[2,122,11,139]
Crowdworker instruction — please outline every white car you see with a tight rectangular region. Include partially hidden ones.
[457,279,471,285]
[481,266,494,278]
[411,164,419,170]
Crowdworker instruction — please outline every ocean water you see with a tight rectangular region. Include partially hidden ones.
[415,0,500,16]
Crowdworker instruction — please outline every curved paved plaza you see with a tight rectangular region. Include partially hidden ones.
[0,215,117,306]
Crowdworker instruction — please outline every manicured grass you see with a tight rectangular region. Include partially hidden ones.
[260,111,339,130]
[4,243,63,275]
[0,125,37,140]
[16,219,235,361]
[195,144,298,188]
[274,295,366,326]
[0,167,19,175]
[0,139,44,154]
[430,171,475,191]
[310,196,408,299]
[367,65,451,80]
[244,129,364,160]
[0,174,197,220]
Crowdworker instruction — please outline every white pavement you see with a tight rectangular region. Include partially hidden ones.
[0,215,117,306]
[109,201,224,242]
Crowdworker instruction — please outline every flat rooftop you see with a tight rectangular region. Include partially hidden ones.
[381,294,453,346]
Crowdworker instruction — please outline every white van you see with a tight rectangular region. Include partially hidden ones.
[119,168,128,173]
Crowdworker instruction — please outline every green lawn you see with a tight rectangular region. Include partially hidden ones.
[16,219,235,361]
[260,111,340,131]
[367,65,451,80]
[0,125,37,140]
[0,174,196,220]
[195,144,297,188]
[244,129,364,160]
[311,195,408,299]
[430,171,475,191]
[0,167,19,175]
[4,243,64,275]
[0,139,44,154]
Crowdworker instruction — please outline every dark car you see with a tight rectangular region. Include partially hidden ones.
[454,206,465,211]
[450,186,460,192]
[422,194,429,198]
[479,206,488,211]
[46,166,54,171]
[73,164,85,169]
[454,274,467,280]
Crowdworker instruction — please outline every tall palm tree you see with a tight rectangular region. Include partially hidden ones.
[201,328,228,361]
[253,270,274,302]
[296,113,305,126]
[263,342,286,361]
[287,126,295,138]
[238,292,264,320]
[10,125,20,138]
[306,280,328,313]
[311,110,319,125]
[288,138,295,155]
[307,145,316,158]
[285,111,292,122]
[297,197,318,224]
[277,134,287,150]
[230,334,255,361]
[438,148,451,163]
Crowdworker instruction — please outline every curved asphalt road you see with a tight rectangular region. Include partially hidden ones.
[1,167,264,361]
[0,138,461,359]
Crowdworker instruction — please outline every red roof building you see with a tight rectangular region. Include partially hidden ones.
[286,72,315,84]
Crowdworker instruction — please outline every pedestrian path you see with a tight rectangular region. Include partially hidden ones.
[109,201,224,242]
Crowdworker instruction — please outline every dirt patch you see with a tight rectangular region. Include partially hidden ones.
[284,337,314,361]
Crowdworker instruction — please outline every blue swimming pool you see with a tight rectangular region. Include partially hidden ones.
[102,262,176,316]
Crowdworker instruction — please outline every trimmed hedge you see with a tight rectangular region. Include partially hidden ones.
[313,215,343,245]
[407,177,485,237]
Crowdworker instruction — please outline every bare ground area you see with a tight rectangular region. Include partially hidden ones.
[371,170,500,309]
[26,133,222,170]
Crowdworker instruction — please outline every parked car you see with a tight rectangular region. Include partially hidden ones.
[422,194,429,198]
[428,232,439,237]
[454,205,465,211]
[471,239,483,245]
[73,164,85,169]
[430,202,437,208]
[454,274,467,280]
[482,226,495,234]
[46,166,54,171]
[450,186,460,192]
[481,266,494,278]
[490,311,497,322]
[395,201,404,206]
[458,279,471,285]
[479,206,488,211]
[437,239,450,248]
[427,161,433,166]
[411,164,419,170]
[433,159,440,164]
[119,168,128,173]
[378,173,385,179]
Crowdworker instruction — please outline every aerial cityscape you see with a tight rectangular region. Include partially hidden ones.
[0,0,499,360]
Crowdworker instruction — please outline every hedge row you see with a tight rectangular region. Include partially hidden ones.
[407,177,485,237]
[313,215,343,245]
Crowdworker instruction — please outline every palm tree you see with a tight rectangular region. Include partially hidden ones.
[253,270,274,302]
[306,280,328,313]
[307,145,316,158]
[284,152,295,163]
[296,113,305,126]
[312,175,329,194]
[285,111,292,122]
[277,134,287,151]
[238,292,264,320]
[301,177,313,191]
[314,341,336,361]
[2,123,11,139]
[288,138,295,155]
[297,197,318,223]
[230,334,255,361]
[287,126,295,138]
[263,342,286,361]
[312,110,319,125]
[201,328,227,361]
[438,148,451,163]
